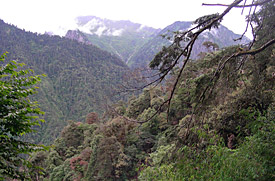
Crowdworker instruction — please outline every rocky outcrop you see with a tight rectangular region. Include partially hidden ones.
[65,30,92,45]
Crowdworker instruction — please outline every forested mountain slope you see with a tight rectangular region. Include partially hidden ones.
[0,19,128,144]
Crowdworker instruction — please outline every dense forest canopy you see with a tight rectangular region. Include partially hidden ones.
[0,0,274,180]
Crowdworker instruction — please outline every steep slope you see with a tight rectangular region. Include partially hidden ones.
[0,19,128,144]
[128,21,250,67]
[65,16,160,64]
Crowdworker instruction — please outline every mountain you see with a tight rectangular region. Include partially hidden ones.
[128,21,250,67]
[65,16,161,64]
[65,17,250,68]
[0,19,129,144]
[0,18,250,144]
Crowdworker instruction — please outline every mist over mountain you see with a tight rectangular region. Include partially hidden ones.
[65,16,160,64]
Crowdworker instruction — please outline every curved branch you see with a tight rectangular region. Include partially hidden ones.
[234,38,275,56]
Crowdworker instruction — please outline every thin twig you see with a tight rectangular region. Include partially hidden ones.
[234,0,255,41]
[242,0,247,14]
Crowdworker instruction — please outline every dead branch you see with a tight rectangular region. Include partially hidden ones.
[166,34,198,118]
[202,0,272,8]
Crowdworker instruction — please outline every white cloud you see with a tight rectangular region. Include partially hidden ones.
[111,29,124,36]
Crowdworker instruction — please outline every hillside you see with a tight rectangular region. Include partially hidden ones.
[0,19,129,144]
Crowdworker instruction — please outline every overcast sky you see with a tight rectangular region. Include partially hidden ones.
[0,0,252,38]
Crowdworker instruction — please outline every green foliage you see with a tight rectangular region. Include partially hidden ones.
[85,134,103,179]
[88,137,129,180]
[193,13,221,30]
[138,163,179,181]
[28,151,49,179]
[0,52,47,180]
[49,159,73,181]
[138,108,160,135]
[150,144,175,166]
[126,89,151,119]
[61,122,84,148]
[140,115,274,180]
